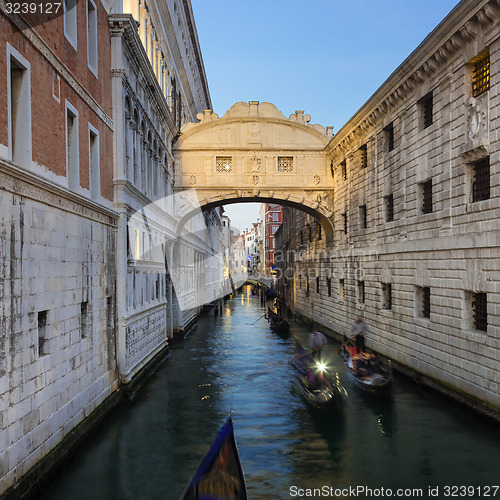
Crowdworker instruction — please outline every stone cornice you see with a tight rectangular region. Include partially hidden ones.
[109,14,177,135]
[325,0,500,160]
[0,7,113,130]
[0,158,118,225]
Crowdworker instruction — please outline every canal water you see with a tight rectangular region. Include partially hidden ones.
[40,286,500,499]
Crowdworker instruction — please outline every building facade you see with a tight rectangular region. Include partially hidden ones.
[283,0,500,417]
[1,0,117,494]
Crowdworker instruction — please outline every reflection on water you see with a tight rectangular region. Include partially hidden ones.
[40,286,500,500]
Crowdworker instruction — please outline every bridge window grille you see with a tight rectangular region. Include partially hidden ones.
[382,283,392,310]
[472,292,487,332]
[359,144,367,168]
[216,156,232,172]
[472,52,490,98]
[384,122,394,152]
[384,194,394,222]
[278,156,294,172]
[360,205,367,229]
[341,160,347,180]
[472,157,490,202]
[358,281,365,304]
[421,180,433,214]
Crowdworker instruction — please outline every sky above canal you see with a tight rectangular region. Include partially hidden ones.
[190,0,461,232]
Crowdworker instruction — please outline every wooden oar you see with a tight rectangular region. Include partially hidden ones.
[249,313,267,325]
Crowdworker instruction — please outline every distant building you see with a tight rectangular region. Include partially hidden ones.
[262,204,283,275]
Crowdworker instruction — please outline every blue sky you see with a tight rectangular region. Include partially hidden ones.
[190,0,461,232]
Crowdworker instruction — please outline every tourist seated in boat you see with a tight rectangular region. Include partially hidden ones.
[309,330,327,354]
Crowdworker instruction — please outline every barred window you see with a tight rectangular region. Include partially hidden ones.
[359,205,367,229]
[359,144,368,169]
[384,194,394,222]
[419,92,433,129]
[327,277,332,297]
[216,156,232,172]
[472,157,490,202]
[341,160,347,180]
[342,213,347,234]
[472,52,490,98]
[278,156,294,172]
[358,281,365,304]
[421,180,433,214]
[316,277,320,294]
[306,276,310,297]
[384,122,394,152]
[416,286,431,318]
[382,283,392,310]
[339,279,345,301]
[472,292,487,332]
[316,221,322,240]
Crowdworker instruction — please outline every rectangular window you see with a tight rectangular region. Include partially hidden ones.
[472,157,490,202]
[89,125,100,199]
[64,0,78,50]
[316,277,320,294]
[87,0,98,75]
[7,45,32,166]
[384,122,394,152]
[327,277,331,297]
[339,279,345,301]
[472,51,490,98]
[216,156,232,172]
[421,180,433,214]
[299,275,302,289]
[359,205,367,229]
[66,101,79,190]
[38,310,48,357]
[106,297,113,331]
[272,213,279,222]
[341,160,347,180]
[358,281,365,304]
[316,222,322,240]
[359,144,368,169]
[134,228,140,260]
[277,156,294,172]
[472,292,487,332]
[342,213,347,234]
[382,283,392,310]
[272,225,279,234]
[306,277,310,297]
[384,194,394,222]
[80,301,89,339]
[419,92,433,129]
[416,286,431,318]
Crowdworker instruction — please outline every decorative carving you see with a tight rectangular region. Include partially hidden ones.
[189,175,196,185]
[250,155,262,172]
[468,97,488,142]
[313,175,321,185]
[252,174,260,185]
[248,123,261,145]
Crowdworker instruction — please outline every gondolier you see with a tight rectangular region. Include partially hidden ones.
[351,316,368,353]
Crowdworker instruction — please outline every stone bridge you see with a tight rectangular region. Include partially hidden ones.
[173,101,335,237]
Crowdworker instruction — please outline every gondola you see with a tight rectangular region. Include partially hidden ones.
[267,310,290,335]
[180,416,247,500]
[340,344,392,395]
[291,344,347,413]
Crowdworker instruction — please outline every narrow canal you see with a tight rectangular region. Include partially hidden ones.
[40,286,500,499]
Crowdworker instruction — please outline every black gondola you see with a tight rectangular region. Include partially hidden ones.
[180,416,247,500]
[267,310,290,334]
[340,343,392,395]
[291,344,347,413]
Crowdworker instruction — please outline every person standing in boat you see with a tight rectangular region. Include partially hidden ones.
[309,329,327,353]
[351,316,368,353]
